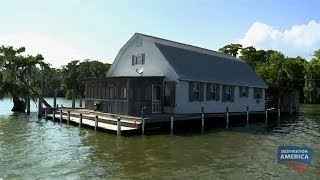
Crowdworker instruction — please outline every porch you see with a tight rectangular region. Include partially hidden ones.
[84,76,175,116]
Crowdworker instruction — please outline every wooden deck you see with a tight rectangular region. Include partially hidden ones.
[43,107,280,135]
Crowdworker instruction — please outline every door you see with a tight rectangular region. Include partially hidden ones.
[152,85,162,113]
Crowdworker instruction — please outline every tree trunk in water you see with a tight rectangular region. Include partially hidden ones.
[12,96,26,112]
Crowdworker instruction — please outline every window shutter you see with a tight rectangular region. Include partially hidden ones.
[189,82,193,102]
[216,84,220,101]
[142,53,145,64]
[231,86,235,102]
[206,83,210,101]
[132,55,134,65]
[200,82,204,101]
[222,85,226,102]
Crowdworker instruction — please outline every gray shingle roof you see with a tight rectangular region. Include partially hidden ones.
[155,43,268,88]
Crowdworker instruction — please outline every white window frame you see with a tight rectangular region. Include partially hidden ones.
[254,88,262,99]
[226,85,232,101]
[240,86,248,98]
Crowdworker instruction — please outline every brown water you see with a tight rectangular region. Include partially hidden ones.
[0,98,320,179]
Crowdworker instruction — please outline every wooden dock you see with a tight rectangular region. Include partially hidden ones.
[42,107,282,136]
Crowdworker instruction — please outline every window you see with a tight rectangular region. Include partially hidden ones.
[222,85,234,102]
[132,53,145,65]
[207,83,220,101]
[239,86,249,98]
[189,82,204,101]
[254,88,262,99]
[164,82,175,106]
[193,82,200,101]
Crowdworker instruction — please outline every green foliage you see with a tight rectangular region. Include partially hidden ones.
[218,44,242,57]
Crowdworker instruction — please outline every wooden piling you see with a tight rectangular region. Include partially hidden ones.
[67,111,70,125]
[79,114,82,127]
[226,107,229,128]
[265,110,268,124]
[117,117,121,136]
[44,109,48,120]
[52,110,56,122]
[170,116,174,134]
[246,106,249,125]
[60,110,63,123]
[278,108,280,120]
[53,92,57,109]
[141,107,146,135]
[72,89,76,109]
[95,115,98,131]
[201,106,204,133]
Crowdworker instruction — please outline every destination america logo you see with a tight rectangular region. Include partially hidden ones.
[277,146,313,173]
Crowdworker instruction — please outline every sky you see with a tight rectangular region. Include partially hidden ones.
[0,0,320,67]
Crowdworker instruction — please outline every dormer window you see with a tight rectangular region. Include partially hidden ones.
[132,53,145,65]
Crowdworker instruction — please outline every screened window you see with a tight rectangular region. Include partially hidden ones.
[207,83,220,101]
[132,53,145,65]
[222,85,234,102]
[239,86,249,98]
[254,88,262,99]
[193,82,200,101]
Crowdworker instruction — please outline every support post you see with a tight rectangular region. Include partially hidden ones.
[60,110,63,123]
[67,111,70,125]
[52,110,56,122]
[117,117,121,136]
[53,92,57,109]
[226,107,229,128]
[141,107,146,135]
[95,115,98,131]
[45,109,48,120]
[79,94,83,108]
[72,89,76,109]
[201,106,204,133]
[278,108,280,121]
[265,110,268,124]
[246,106,249,125]
[79,114,82,127]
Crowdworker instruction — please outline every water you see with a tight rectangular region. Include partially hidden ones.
[1,98,320,179]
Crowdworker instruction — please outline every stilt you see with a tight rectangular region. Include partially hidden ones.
[201,106,204,133]
[72,89,75,109]
[226,107,229,128]
[44,109,48,120]
[60,110,63,123]
[278,108,280,121]
[117,117,121,136]
[265,110,268,124]
[52,110,56,122]
[141,107,146,135]
[142,118,145,135]
[246,106,249,125]
[67,111,70,125]
[53,93,57,108]
[79,114,82,127]
[170,116,174,134]
[95,115,98,131]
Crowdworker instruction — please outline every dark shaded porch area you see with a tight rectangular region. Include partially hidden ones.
[84,76,164,116]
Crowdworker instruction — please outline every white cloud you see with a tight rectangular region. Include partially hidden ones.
[0,32,88,67]
[239,20,320,59]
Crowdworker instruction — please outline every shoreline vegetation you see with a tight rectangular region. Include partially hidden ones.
[0,44,320,112]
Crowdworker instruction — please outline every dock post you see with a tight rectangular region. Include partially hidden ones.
[117,117,121,136]
[246,106,249,125]
[278,108,280,121]
[53,92,57,109]
[201,106,204,133]
[52,110,56,122]
[67,111,70,125]
[226,107,229,128]
[59,110,62,123]
[141,107,146,135]
[95,115,98,131]
[79,114,82,127]
[265,110,268,124]
[44,109,48,120]
[170,116,174,134]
